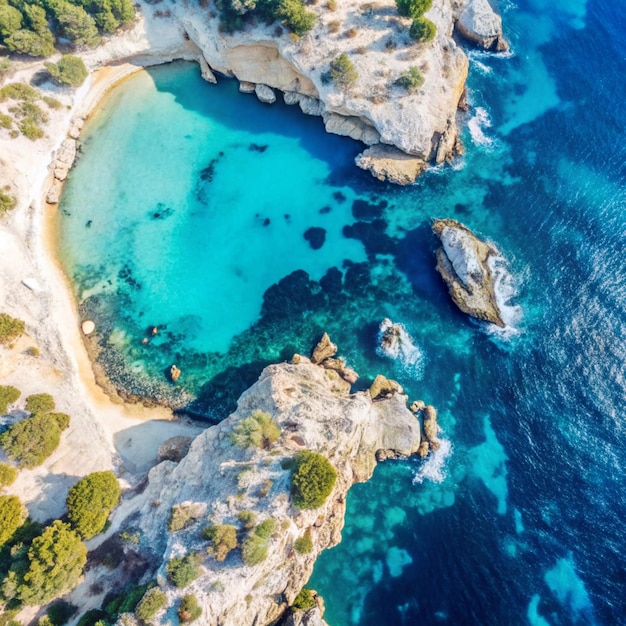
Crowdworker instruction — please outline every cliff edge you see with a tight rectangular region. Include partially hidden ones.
[112,355,422,625]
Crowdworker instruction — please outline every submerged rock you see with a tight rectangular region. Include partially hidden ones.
[122,358,421,626]
[432,218,505,327]
[169,364,181,382]
[456,0,509,52]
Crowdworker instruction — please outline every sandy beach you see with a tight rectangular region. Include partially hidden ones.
[0,43,205,524]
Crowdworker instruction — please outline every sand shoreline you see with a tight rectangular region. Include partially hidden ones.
[0,56,205,524]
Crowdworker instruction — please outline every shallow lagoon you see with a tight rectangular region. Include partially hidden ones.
[59,0,626,618]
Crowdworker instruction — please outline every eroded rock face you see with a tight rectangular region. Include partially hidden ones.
[432,218,505,327]
[455,0,509,51]
[125,359,421,626]
[355,145,428,185]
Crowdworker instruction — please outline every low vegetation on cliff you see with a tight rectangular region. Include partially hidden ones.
[231,409,281,449]
[217,0,316,36]
[290,450,337,509]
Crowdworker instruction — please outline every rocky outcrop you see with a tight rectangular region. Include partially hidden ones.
[123,358,421,626]
[369,374,403,401]
[432,218,505,327]
[355,145,428,185]
[310,332,337,365]
[52,138,77,182]
[455,0,509,52]
[255,83,277,104]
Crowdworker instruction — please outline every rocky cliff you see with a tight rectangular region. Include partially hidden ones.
[432,218,505,327]
[117,355,422,625]
[74,0,507,185]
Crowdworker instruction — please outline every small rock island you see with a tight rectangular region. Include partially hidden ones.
[433,218,506,327]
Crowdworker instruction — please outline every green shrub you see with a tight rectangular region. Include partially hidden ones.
[0,386,20,414]
[166,553,202,588]
[103,583,149,616]
[134,588,167,621]
[66,471,121,539]
[0,313,25,345]
[43,96,62,109]
[16,520,87,605]
[45,55,88,87]
[396,66,425,92]
[0,4,22,40]
[76,610,108,626]
[290,451,337,509]
[237,510,256,530]
[38,616,54,626]
[254,518,276,540]
[0,495,26,546]
[241,534,268,566]
[178,594,202,622]
[0,190,16,214]
[46,600,77,625]
[0,462,17,487]
[231,410,281,449]
[395,0,432,18]
[19,118,44,140]
[329,53,358,91]
[201,524,238,562]
[169,503,201,532]
[5,29,55,58]
[0,113,12,129]
[292,588,316,610]
[409,16,436,42]
[25,393,55,415]
[0,413,61,468]
[52,2,100,47]
[278,0,316,36]
[50,412,71,431]
[294,530,313,554]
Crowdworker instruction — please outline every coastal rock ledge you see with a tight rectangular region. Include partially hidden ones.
[118,357,421,626]
[432,218,505,327]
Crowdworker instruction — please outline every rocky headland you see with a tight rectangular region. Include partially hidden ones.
[93,345,425,626]
[432,218,505,327]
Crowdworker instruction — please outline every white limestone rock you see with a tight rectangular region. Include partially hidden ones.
[255,83,277,103]
[456,0,509,51]
[121,359,421,626]
[356,144,427,185]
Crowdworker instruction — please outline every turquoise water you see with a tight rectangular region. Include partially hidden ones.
[59,0,626,621]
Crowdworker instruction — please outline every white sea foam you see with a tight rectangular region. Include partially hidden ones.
[485,254,524,339]
[412,438,452,485]
[376,319,426,379]
[467,107,496,150]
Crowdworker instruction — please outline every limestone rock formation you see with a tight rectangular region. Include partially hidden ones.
[121,358,421,626]
[355,145,428,185]
[369,374,403,401]
[52,138,77,181]
[255,83,277,103]
[320,357,359,385]
[455,0,509,52]
[81,320,95,335]
[432,218,505,327]
[310,333,337,364]
[421,405,441,452]
[157,436,193,463]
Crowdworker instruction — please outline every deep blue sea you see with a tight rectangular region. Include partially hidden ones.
[58,0,626,623]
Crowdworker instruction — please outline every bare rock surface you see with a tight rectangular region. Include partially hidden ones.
[456,0,509,51]
[120,358,421,626]
[310,332,337,364]
[356,144,428,185]
[432,218,505,327]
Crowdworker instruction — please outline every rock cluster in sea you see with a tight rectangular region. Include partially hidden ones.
[110,346,424,625]
[432,218,505,327]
